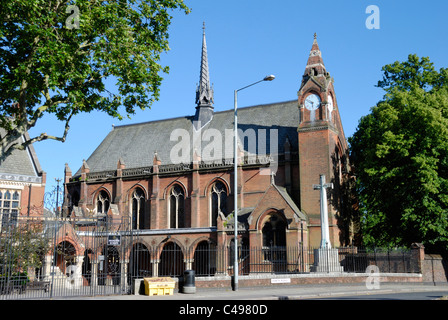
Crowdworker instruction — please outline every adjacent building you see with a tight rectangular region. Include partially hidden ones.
[0,131,46,228]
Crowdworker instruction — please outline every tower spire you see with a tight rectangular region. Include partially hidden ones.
[196,22,214,108]
[194,22,214,129]
[303,33,326,77]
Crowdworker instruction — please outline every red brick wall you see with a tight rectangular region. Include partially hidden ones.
[18,173,46,217]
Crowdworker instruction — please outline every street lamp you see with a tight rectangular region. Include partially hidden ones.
[233,75,275,291]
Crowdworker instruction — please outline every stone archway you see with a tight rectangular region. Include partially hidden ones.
[159,242,184,277]
[261,212,287,273]
[55,241,77,276]
[54,240,84,287]
[128,242,152,281]
[262,213,287,248]
[193,241,216,276]
[98,245,120,285]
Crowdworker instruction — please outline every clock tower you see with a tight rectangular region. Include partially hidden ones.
[297,34,349,247]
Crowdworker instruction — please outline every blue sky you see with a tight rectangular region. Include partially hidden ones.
[29,0,448,199]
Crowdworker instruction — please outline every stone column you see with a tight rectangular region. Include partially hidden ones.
[411,243,425,273]
[63,163,72,217]
[74,255,84,287]
[191,150,201,228]
[121,259,129,288]
[185,258,193,271]
[90,259,99,287]
[79,160,90,211]
[42,255,53,281]
[151,153,161,229]
[115,158,125,214]
[312,174,343,273]
[152,259,160,277]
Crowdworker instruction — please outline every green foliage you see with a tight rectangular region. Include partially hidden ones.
[0,221,51,275]
[0,0,190,160]
[349,54,448,251]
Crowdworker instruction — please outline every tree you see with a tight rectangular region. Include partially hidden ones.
[349,54,448,251]
[0,0,190,161]
[0,220,51,281]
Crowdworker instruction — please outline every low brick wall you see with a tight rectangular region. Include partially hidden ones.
[422,254,448,284]
[193,273,422,289]
[134,244,448,294]
[134,273,423,294]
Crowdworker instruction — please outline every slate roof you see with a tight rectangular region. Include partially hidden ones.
[78,100,299,174]
[0,130,43,180]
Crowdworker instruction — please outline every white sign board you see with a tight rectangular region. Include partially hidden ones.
[271,278,291,284]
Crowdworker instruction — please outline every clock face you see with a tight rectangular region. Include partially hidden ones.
[305,94,321,111]
[327,95,334,112]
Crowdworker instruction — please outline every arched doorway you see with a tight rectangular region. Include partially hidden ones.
[129,243,151,283]
[98,245,120,285]
[159,242,184,277]
[55,241,77,276]
[193,241,216,276]
[261,213,287,273]
[262,214,286,248]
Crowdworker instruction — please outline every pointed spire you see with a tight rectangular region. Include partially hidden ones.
[81,159,90,174]
[195,22,214,108]
[153,151,161,166]
[304,33,326,77]
[117,157,125,170]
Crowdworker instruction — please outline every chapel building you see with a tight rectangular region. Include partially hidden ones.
[62,29,352,263]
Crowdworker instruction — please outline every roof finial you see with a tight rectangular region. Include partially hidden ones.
[314,32,317,40]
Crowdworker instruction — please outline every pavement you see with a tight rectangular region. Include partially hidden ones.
[65,282,448,300]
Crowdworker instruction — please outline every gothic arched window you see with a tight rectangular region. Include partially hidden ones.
[210,181,227,227]
[131,188,146,230]
[262,214,286,248]
[97,190,110,215]
[169,185,184,229]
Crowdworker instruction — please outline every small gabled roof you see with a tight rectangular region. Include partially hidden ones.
[272,184,307,221]
[0,130,44,181]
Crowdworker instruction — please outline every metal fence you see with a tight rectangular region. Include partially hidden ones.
[0,216,134,300]
[0,216,420,300]
[193,245,418,276]
[126,244,419,282]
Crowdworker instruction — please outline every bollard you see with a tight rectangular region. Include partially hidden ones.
[182,270,196,294]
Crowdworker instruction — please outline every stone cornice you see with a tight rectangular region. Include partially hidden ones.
[0,173,43,185]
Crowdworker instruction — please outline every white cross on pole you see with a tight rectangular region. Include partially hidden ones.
[313,174,333,249]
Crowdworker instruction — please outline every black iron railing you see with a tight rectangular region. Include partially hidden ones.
[0,217,420,300]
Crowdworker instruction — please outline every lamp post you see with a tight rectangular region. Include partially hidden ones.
[233,75,275,291]
[55,178,61,217]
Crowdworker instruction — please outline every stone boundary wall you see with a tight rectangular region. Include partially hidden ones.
[193,273,422,289]
[134,273,422,294]
[422,254,448,284]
